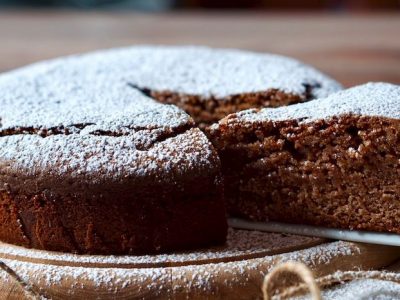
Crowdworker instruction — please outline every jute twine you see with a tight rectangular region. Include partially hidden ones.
[262,261,321,300]
[0,260,42,299]
[263,261,400,299]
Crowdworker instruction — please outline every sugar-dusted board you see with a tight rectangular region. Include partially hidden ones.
[0,228,399,299]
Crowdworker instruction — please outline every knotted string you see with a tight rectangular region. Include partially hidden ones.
[262,261,321,300]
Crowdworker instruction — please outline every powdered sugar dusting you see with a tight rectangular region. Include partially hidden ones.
[0,73,207,181]
[296,273,400,300]
[0,127,216,183]
[318,279,400,300]
[0,240,364,298]
[0,47,341,127]
[235,82,400,123]
[0,46,341,131]
[0,45,341,181]
[0,67,191,131]
[120,46,341,98]
[282,240,360,267]
[0,229,322,267]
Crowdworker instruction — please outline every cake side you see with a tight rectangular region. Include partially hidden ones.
[0,127,227,255]
[208,83,400,233]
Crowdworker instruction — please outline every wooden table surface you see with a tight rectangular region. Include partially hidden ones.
[0,11,399,87]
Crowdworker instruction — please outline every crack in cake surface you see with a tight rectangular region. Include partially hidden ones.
[0,122,193,152]
[128,83,326,129]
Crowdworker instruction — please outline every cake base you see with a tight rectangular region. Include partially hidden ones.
[0,228,399,299]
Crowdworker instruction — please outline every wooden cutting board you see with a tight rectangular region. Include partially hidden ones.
[0,228,399,299]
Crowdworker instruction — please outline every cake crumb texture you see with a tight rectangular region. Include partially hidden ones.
[209,83,400,233]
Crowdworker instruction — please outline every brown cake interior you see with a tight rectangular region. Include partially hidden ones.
[129,84,307,129]
[208,114,400,233]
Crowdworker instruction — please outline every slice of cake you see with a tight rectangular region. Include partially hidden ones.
[208,82,400,233]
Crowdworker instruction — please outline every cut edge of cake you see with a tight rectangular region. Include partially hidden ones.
[208,82,400,233]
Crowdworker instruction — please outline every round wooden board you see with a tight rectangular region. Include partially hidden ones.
[0,228,399,299]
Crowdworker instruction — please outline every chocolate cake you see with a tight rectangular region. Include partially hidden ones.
[208,82,400,233]
[0,46,342,255]
[109,46,342,128]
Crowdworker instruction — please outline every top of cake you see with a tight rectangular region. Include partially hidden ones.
[0,45,341,131]
[120,46,342,99]
[0,52,191,131]
[0,45,342,184]
[0,46,341,131]
[226,82,400,124]
[0,47,239,185]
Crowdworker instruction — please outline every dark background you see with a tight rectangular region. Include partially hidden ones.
[0,0,399,10]
[0,1,399,88]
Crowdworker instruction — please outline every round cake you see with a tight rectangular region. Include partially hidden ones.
[208,82,400,233]
[0,46,341,255]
